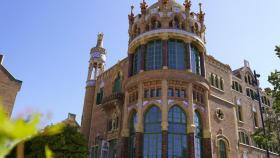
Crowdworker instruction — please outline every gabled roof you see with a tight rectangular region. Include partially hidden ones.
[0,64,22,84]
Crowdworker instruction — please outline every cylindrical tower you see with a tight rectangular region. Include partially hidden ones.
[123,0,212,158]
[81,33,107,145]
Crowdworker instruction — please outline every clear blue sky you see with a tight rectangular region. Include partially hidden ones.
[1,0,279,124]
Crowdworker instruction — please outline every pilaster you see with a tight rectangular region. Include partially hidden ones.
[122,92,129,137]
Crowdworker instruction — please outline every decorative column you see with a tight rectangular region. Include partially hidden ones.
[120,92,130,158]
[140,44,145,72]
[135,83,144,158]
[128,53,134,76]
[161,80,168,158]
[203,90,212,158]
[162,39,168,69]
[185,43,192,72]
[187,83,195,158]
[200,52,206,77]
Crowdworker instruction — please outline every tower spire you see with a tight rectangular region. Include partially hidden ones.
[96,32,104,48]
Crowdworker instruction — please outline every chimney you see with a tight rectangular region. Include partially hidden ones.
[0,54,3,65]
[244,60,250,68]
[68,113,76,121]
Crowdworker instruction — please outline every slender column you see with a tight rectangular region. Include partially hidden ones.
[140,45,145,72]
[128,53,133,76]
[203,90,211,138]
[122,92,129,137]
[187,83,195,158]
[200,52,206,77]
[162,40,168,69]
[136,83,144,158]
[185,43,192,72]
[161,80,168,158]
[120,92,130,158]
[203,90,212,158]
[119,137,128,158]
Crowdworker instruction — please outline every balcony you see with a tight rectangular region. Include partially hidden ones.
[100,92,124,110]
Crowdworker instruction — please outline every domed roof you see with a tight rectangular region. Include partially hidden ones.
[128,0,206,44]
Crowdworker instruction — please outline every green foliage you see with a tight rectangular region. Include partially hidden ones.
[0,106,40,158]
[252,45,280,155]
[275,45,280,58]
[25,125,88,158]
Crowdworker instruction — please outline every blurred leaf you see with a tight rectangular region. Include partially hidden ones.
[45,145,54,158]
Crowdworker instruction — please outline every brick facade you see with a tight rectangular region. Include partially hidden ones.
[81,1,278,158]
[0,54,22,117]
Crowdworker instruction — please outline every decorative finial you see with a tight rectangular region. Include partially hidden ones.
[96,32,104,47]
[162,0,168,5]
[140,0,148,14]
[131,5,134,16]
[128,5,135,25]
[198,3,205,24]
[199,3,203,14]
[184,0,191,11]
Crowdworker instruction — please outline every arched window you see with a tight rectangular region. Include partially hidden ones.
[128,111,137,158]
[194,111,203,158]
[133,47,141,75]
[168,39,186,70]
[145,40,162,71]
[112,74,121,93]
[218,140,227,158]
[143,106,162,158]
[168,106,187,158]
[191,45,201,75]
[174,16,180,29]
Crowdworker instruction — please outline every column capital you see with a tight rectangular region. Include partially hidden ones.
[161,121,169,131]
[121,128,130,137]
[203,130,212,138]
[187,124,196,133]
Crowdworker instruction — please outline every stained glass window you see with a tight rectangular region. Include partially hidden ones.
[168,39,186,70]
[143,106,162,158]
[145,40,162,70]
[191,45,201,75]
[194,112,202,158]
[128,112,137,158]
[133,47,141,75]
[168,106,187,158]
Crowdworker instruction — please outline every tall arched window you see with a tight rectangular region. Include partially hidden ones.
[143,106,162,158]
[194,111,203,158]
[132,47,141,75]
[218,140,227,158]
[191,45,201,75]
[112,74,121,93]
[145,40,162,71]
[128,111,137,158]
[168,39,186,70]
[168,106,187,158]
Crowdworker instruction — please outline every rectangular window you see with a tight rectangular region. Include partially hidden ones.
[237,105,243,122]
[253,112,259,127]
[168,88,174,97]
[180,89,186,98]
[175,89,180,97]
[144,89,149,98]
[150,89,155,98]
[156,88,161,97]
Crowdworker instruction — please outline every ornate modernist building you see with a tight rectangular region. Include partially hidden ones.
[81,0,277,158]
[0,54,22,117]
